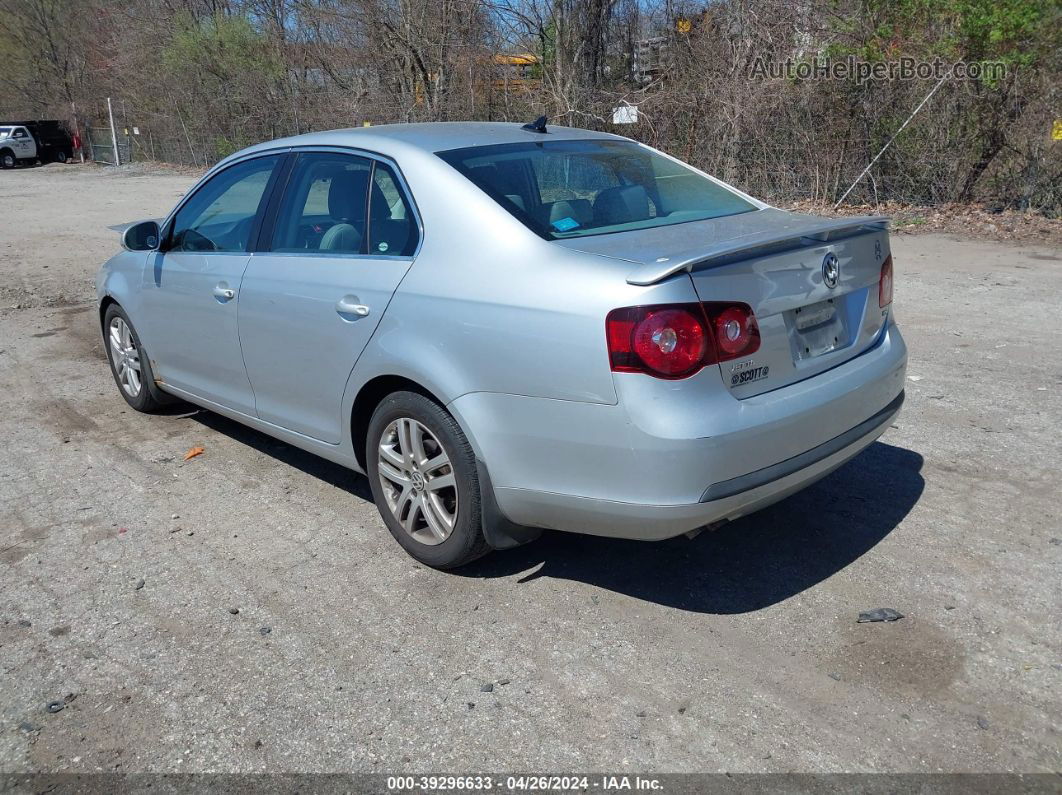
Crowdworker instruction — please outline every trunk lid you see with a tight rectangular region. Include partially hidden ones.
[556,208,892,397]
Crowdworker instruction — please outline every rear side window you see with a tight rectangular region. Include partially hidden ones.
[168,155,280,252]
[270,152,373,254]
[368,162,419,256]
[437,139,756,239]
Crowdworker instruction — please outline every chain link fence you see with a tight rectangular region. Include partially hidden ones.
[84,127,131,166]
[73,102,1058,213]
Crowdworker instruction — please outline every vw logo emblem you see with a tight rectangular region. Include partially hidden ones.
[822,253,839,289]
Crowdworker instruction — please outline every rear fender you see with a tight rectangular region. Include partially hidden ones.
[339,318,464,440]
[339,336,543,550]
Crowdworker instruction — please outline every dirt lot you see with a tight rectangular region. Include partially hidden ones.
[0,162,1059,775]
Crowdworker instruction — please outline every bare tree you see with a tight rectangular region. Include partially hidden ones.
[1,0,1054,214]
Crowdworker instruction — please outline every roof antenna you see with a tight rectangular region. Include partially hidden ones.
[521,115,548,134]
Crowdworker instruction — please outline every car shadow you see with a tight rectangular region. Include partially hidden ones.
[456,440,924,614]
[186,406,923,615]
[190,409,375,502]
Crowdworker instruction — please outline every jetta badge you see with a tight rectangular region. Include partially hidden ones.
[822,253,839,289]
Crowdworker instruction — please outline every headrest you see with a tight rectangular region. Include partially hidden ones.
[468,163,524,199]
[593,185,651,226]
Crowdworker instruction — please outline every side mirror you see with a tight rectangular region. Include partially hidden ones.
[122,220,161,252]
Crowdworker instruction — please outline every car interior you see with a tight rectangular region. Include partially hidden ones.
[169,155,417,257]
[466,158,660,234]
[273,159,416,257]
[439,141,759,239]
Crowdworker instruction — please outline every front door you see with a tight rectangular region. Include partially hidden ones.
[11,127,34,159]
[140,153,284,414]
[238,151,421,443]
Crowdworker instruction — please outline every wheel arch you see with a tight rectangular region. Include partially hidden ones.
[98,296,174,405]
[98,295,119,329]
[350,374,446,472]
[96,260,144,339]
[349,372,539,551]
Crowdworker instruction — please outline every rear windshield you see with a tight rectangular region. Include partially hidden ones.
[437,139,756,239]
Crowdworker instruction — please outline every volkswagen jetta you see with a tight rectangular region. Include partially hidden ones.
[97,121,907,568]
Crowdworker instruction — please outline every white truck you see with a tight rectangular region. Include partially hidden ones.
[0,120,74,169]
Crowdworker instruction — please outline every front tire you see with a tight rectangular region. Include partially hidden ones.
[103,304,165,413]
[366,391,490,569]
[0,150,15,169]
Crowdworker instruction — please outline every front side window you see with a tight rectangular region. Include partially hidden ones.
[437,139,757,239]
[270,152,373,254]
[168,154,281,253]
[12,128,27,139]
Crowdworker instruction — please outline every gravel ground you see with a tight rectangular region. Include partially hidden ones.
[0,162,1059,774]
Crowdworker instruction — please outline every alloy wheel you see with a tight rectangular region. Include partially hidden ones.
[108,316,142,397]
[377,417,458,545]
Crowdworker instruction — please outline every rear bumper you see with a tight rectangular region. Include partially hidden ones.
[493,397,899,539]
[449,322,907,540]
[700,390,903,502]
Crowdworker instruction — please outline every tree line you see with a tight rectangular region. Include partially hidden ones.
[1,0,1058,213]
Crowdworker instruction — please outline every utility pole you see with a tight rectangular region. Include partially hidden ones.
[106,97,120,166]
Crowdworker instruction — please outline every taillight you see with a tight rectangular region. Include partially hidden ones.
[707,304,759,358]
[607,305,707,378]
[606,302,759,379]
[879,254,894,307]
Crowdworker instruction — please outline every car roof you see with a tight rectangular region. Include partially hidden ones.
[226,121,631,165]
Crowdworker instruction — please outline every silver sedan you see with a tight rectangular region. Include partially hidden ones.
[97,121,907,568]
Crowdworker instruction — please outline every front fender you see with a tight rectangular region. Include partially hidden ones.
[96,251,150,332]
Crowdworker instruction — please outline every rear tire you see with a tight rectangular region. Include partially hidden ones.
[366,391,490,569]
[54,150,68,164]
[103,304,166,413]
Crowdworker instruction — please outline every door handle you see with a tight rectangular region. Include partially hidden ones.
[335,297,370,317]
[213,284,235,301]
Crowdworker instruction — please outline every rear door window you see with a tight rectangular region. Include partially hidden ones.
[270,152,373,254]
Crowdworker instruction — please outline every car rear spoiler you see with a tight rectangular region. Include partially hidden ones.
[625,216,890,286]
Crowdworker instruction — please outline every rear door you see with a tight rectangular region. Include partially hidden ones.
[238,150,420,443]
[140,153,284,414]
